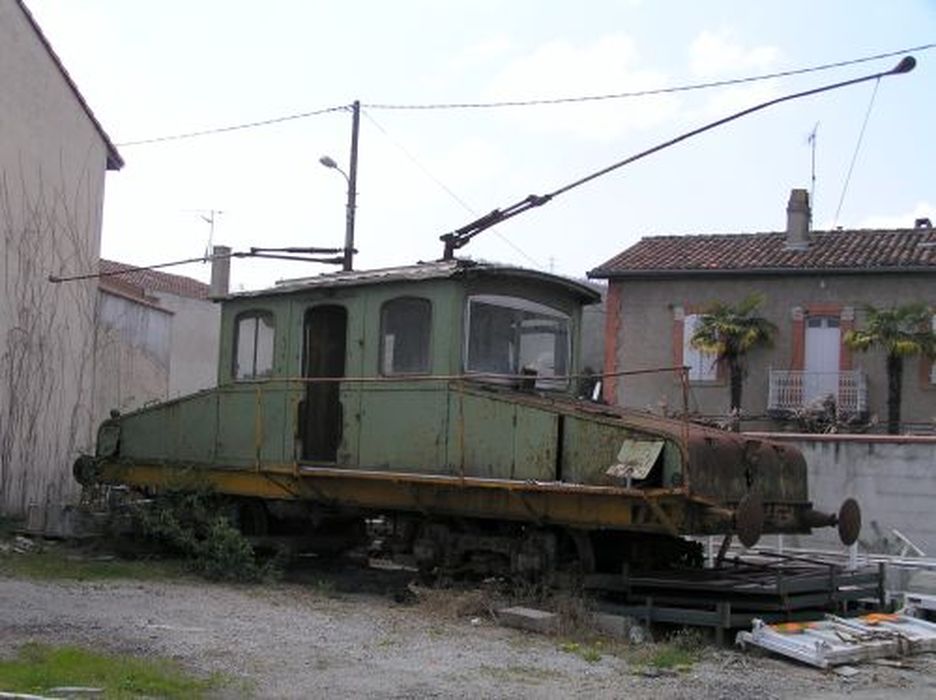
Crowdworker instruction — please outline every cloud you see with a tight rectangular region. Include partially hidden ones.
[449,36,514,72]
[852,201,935,230]
[692,79,782,120]
[689,30,780,78]
[484,35,679,139]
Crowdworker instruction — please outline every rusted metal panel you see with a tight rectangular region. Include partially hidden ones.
[357,384,447,472]
[170,392,218,463]
[216,386,288,468]
[119,402,175,462]
[449,391,516,478]
[513,405,558,481]
[561,416,632,485]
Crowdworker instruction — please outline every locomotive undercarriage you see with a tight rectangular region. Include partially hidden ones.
[227,496,704,582]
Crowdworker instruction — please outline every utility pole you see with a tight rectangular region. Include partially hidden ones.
[343,100,360,271]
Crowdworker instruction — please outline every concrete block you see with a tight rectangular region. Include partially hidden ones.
[593,612,638,640]
[498,606,558,635]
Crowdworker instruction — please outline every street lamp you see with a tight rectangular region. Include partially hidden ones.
[319,101,360,271]
[319,155,356,271]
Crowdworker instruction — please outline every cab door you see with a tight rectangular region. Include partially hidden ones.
[300,305,347,462]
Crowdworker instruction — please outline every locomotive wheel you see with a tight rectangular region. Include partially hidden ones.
[568,529,596,574]
[735,493,764,549]
[837,498,862,546]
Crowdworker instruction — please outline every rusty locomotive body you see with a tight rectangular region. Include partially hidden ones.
[75,259,854,575]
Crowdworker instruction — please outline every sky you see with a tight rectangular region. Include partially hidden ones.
[24,0,936,290]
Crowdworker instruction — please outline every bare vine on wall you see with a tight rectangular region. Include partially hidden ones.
[0,165,99,515]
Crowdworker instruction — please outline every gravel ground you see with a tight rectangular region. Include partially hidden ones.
[1,568,935,699]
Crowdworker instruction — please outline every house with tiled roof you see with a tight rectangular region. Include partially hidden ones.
[589,189,936,432]
[1,0,123,515]
[95,260,220,420]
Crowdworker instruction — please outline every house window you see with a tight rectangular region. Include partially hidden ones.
[466,294,570,389]
[683,314,718,382]
[234,311,275,380]
[380,297,431,375]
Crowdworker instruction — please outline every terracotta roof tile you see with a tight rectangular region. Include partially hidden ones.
[99,259,210,300]
[589,228,936,278]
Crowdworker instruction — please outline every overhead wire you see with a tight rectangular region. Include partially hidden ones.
[832,79,882,228]
[116,104,348,146]
[114,43,935,148]
[361,109,544,268]
[365,42,936,111]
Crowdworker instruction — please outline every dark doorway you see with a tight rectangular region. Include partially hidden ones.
[301,305,347,462]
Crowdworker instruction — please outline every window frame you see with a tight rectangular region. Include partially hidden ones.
[378,296,433,376]
[682,313,719,383]
[232,310,276,381]
[464,293,572,390]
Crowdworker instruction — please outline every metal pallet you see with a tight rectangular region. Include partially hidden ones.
[586,554,885,643]
[736,612,936,668]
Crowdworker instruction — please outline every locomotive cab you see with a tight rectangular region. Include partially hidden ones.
[213,259,599,474]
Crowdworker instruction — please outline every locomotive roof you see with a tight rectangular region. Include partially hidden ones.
[230,259,602,304]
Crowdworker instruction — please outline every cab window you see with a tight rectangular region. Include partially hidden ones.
[380,297,431,375]
[466,295,570,389]
[234,311,275,380]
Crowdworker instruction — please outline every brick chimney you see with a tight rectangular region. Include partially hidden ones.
[785,189,810,250]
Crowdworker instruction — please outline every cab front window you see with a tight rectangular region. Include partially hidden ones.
[466,295,570,389]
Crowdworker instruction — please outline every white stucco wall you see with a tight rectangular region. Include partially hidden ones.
[94,291,171,419]
[157,292,220,398]
[0,0,112,515]
[752,433,936,557]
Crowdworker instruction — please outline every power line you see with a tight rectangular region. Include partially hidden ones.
[364,43,934,110]
[116,104,348,146]
[361,109,544,269]
[114,43,934,148]
[833,79,882,228]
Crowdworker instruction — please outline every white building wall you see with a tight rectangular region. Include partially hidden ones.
[158,292,220,398]
[94,291,171,419]
[0,0,111,515]
[751,433,936,557]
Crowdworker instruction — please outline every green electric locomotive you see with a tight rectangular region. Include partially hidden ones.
[75,258,856,576]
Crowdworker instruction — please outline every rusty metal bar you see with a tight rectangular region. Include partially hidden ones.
[230,365,690,386]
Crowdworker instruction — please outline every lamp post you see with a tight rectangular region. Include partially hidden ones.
[319,100,360,271]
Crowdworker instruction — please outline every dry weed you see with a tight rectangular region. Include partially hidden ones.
[408,583,501,621]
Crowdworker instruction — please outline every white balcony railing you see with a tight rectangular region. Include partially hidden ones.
[767,370,868,415]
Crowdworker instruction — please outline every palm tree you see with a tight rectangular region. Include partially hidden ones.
[844,304,936,435]
[690,293,777,421]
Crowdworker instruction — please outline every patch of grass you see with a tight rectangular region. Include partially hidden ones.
[0,547,189,582]
[477,664,563,684]
[0,643,225,699]
[633,628,706,671]
[558,640,604,663]
[644,645,695,670]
